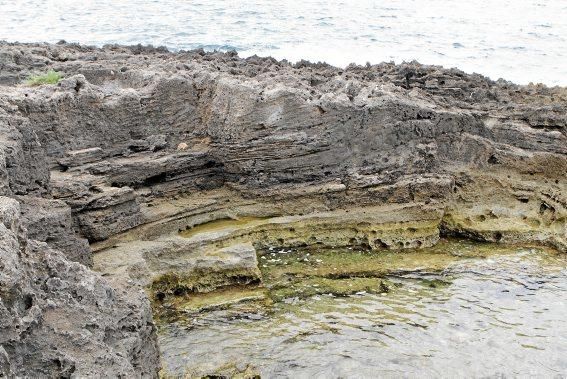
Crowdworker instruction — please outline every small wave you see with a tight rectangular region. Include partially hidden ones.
[191,44,244,52]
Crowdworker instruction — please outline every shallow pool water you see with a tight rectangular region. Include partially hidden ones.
[159,241,566,377]
[179,217,267,239]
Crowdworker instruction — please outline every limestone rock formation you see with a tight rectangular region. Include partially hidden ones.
[0,41,565,376]
[0,197,159,377]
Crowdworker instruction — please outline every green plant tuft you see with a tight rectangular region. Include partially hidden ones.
[26,70,62,86]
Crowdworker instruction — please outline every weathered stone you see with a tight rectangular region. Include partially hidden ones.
[0,41,565,376]
[16,195,92,266]
[58,147,105,168]
[0,196,160,377]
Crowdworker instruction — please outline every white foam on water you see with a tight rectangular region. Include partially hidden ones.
[1,1,564,83]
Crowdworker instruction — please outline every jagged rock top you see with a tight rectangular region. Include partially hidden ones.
[1,41,565,131]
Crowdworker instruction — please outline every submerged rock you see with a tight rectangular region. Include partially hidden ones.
[0,41,565,376]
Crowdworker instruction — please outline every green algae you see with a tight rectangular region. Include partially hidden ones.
[151,268,261,301]
[179,216,268,239]
[158,240,566,377]
[258,239,559,304]
[152,238,560,323]
[150,267,265,322]
[257,239,474,286]
[255,241,465,304]
[268,277,395,302]
[159,285,268,320]
[418,278,452,288]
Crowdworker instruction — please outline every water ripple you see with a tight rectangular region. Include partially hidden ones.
[0,0,565,85]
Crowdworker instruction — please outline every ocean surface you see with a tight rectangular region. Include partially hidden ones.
[1,0,566,86]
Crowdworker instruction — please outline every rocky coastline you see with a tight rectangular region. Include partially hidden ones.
[0,41,565,377]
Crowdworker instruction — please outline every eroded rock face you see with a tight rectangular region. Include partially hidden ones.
[0,41,565,375]
[0,197,159,377]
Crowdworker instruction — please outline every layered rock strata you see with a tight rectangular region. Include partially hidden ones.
[0,41,565,376]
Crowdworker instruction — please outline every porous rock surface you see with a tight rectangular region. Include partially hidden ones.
[0,197,159,377]
[0,41,565,376]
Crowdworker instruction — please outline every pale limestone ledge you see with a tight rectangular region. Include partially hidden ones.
[93,170,565,296]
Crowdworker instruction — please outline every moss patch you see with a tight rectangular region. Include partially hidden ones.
[26,70,62,86]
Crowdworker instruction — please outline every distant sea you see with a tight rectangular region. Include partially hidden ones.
[1,0,565,85]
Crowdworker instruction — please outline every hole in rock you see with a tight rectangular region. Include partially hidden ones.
[374,239,389,248]
[23,294,33,310]
[143,172,167,186]
[539,202,555,215]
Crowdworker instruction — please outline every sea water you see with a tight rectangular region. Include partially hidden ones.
[1,0,566,85]
[159,241,567,377]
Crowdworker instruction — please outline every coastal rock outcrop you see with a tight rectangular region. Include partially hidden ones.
[0,197,159,377]
[0,41,565,376]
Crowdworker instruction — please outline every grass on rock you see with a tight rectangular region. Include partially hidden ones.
[26,70,62,86]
